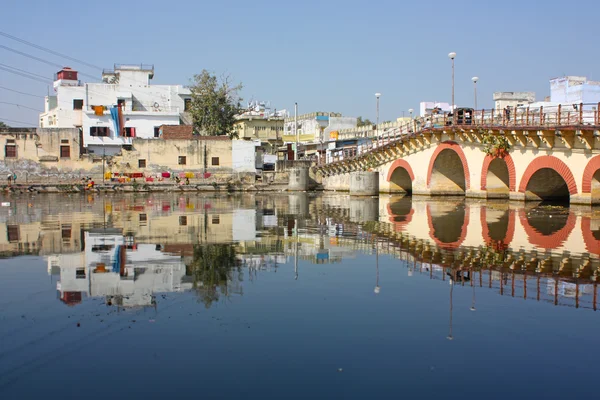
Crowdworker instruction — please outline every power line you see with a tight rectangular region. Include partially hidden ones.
[0,102,43,112]
[0,44,98,81]
[0,62,49,80]
[0,66,51,84]
[0,31,104,71]
[0,117,36,126]
[0,86,45,98]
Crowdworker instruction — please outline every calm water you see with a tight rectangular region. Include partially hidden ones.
[0,193,599,399]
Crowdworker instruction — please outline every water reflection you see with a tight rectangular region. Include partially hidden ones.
[1,193,600,313]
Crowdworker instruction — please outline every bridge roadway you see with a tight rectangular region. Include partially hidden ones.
[316,105,600,205]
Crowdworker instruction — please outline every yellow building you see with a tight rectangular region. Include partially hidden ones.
[117,137,234,173]
[233,115,284,151]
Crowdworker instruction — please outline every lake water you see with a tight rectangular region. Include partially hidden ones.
[0,193,599,399]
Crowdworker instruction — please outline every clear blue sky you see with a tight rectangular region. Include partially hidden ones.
[1,0,599,126]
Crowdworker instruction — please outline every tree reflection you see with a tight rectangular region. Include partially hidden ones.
[187,244,241,308]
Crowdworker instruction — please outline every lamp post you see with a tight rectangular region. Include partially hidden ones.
[408,108,414,119]
[294,102,298,160]
[375,93,381,147]
[472,76,479,110]
[448,52,456,114]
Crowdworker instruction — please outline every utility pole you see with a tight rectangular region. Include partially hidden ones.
[102,147,105,184]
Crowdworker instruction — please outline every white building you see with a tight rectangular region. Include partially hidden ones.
[283,112,357,159]
[419,102,452,117]
[493,92,536,110]
[550,76,600,108]
[40,64,191,155]
[51,230,192,307]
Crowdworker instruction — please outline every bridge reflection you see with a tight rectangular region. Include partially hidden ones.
[1,193,599,313]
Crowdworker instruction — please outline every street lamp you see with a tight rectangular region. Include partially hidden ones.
[472,76,479,110]
[408,108,414,119]
[375,93,381,145]
[448,52,456,115]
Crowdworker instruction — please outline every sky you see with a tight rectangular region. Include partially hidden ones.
[1,0,599,126]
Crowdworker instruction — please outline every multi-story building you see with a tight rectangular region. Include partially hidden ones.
[419,102,452,117]
[550,76,600,108]
[234,102,287,153]
[493,92,536,110]
[282,112,357,159]
[39,64,191,155]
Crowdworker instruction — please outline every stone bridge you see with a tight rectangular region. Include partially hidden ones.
[316,105,600,204]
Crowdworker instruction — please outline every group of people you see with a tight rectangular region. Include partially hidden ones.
[82,177,95,189]
[6,172,17,185]
[174,176,190,185]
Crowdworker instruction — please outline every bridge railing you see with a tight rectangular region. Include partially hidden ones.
[321,103,600,165]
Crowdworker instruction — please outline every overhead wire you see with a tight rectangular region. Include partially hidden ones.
[0,66,51,84]
[0,101,43,112]
[0,44,99,81]
[0,117,37,125]
[0,85,45,98]
[0,62,49,80]
[0,30,104,71]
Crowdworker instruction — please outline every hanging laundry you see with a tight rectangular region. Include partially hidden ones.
[110,107,120,137]
[94,106,105,116]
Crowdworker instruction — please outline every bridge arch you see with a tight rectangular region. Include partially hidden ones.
[582,155,600,204]
[518,208,576,249]
[582,217,600,255]
[386,159,414,194]
[386,197,414,232]
[480,207,515,250]
[481,154,516,197]
[518,156,577,201]
[427,141,470,195]
[426,202,469,249]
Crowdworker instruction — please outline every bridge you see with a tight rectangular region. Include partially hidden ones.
[315,104,600,204]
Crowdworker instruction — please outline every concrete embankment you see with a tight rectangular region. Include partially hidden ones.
[0,182,296,195]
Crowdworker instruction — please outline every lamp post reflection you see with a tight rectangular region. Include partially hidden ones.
[447,276,454,341]
[374,236,380,294]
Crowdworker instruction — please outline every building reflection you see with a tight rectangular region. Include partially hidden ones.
[0,193,599,312]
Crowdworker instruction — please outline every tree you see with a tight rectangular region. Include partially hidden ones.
[188,70,243,139]
[186,244,241,308]
[0,121,9,129]
[356,116,374,127]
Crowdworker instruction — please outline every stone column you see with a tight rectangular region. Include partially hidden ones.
[288,167,309,191]
[350,171,379,196]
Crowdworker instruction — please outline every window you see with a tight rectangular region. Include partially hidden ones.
[139,213,147,222]
[138,159,146,168]
[61,225,72,240]
[211,157,219,166]
[5,144,16,158]
[73,99,83,110]
[61,139,69,144]
[212,215,220,225]
[90,127,109,137]
[178,156,186,165]
[124,127,136,137]
[7,225,19,242]
[60,145,70,158]
[154,127,161,138]
[184,98,192,112]
[179,216,187,226]
[76,268,86,279]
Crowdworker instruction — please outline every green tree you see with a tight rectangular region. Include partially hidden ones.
[0,121,9,129]
[188,70,243,139]
[186,243,241,308]
[356,116,374,127]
